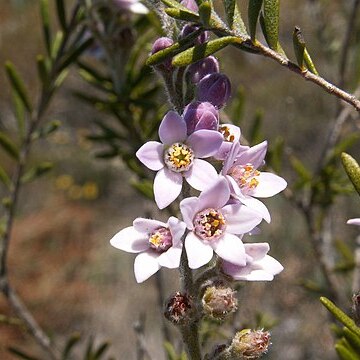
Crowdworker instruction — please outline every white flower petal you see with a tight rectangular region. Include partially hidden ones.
[159,111,187,145]
[198,177,230,210]
[168,217,187,247]
[180,197,199,230]
[129,2,149,14]
[134,251,161,283]
[157,247,182,268]
[347,218,360,226]
[254,255,284,275]
[110,226,149,253]
[239,196,271,223]
[154,168,183,209]
[185,232,214,269]
[251,172,287,198]
[133,218,167,233]
[184,159,218,191]
[136,141,164,171]
[212,233,246,266]
[244,243,270,261]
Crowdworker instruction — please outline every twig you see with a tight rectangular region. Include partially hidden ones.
[133,313,153,360]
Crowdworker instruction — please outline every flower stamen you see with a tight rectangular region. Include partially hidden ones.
[149,227,172,253]
[164,143,194,173]
[219,125,235,142]
[194,208,226,242]
[229,163,260,193]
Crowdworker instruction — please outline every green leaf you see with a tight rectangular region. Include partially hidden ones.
[32,120,61,140]
[249,109,264,144]
[290,155,312,183]
[8,347,39,360]
[248,0,263,40]
[56,0,67,30]
[163,341,178,360]
[37,55,49,85]
[93,342,110,359]
[335,343,359,360]
[160,0,197,12]
[341,153,360,196]
[230,85,245,126]
[268,136,284,173]
[40,0,51,55]
[131,180,154,200]
[224,0,247,35]
[62,333,81,360]
[51,31,65,60]
[5,61,32,113]
[164,7,200,21]
[320,297,360,338]
[303,48,318,75]
[0,165,12,189]
[199,1,212,27]
[0,132,19,160]
[343,327,360,353]
[292,26,306,70]
[172,36,243,67]
[12,90,26,140]
[59,38,93,72]
[263,0,282,53]
[21,162,54,183]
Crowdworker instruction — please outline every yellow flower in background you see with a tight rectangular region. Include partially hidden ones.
[55,175,74,190]
[82,182,99,200]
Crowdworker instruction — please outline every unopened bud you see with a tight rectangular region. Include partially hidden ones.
[197,73,231,109]
[202,285,238,320]
[183,101,219,135]
[180,0,199,12]
[230,329,270,359]
[187,56,220,84]
[353,292,360,326]
[180,24,209,45]
[164,292,194,325]
[151,37,174,72]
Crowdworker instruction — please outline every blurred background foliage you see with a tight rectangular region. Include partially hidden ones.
[0,0,359,359]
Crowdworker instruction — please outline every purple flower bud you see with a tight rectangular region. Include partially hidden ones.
[180,0,199,12]
[183,101,219,135]
[187,56,220,84]
[180,24,209,45]
[151,37,174,71]
[197,73,231,109]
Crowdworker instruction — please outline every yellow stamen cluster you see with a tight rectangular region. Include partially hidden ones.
[219,125,235,142]
[149,233,162,247]
[231,163,260,191]
[194,208,226,241]
[164,143,194,173]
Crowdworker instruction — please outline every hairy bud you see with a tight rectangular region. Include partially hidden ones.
[202,285,238,320]
[187,56,220,84]
[230,329,271,359]
[164,292,194,325]
[180,24,209,45]
[183,101,219,135]
[197,73,231,109]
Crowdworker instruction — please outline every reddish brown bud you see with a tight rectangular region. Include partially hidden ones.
[164,292,194,325]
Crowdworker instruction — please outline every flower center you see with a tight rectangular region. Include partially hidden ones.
[229,164,260,193]
[148,227,172,253]
[194,208,226,242]
[164,143,194,173]
[219,125,235,142]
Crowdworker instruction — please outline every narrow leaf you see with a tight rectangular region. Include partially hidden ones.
[290,155,312,182]
[5,62,32,113]
[0,165,12,189]
[40,0,51,55]
[335,343,359,360]
[292,26,306,70]
[36,55,49,85]
[94,342,110,359]
[199,1,212,27]
[165,7,199,21]
[163,342,177,360]
[224,0,247,35]
[342,153,360,196]
[160,0,197,12]
[8,347,39,360]
[131,180,154,200]
[320,297,360,338]
[51,31,64,60]
[59,38,93,72]
[0,132,19,160]
[249,109,264,144]
[56,0,67,30]
[343,327,360,353]
[248,0,263,40]
[172,36,243,67]
[21,162,54,183]
[12,90,25,140]
[304,48,318,75]
[62,333,81,360]
[263,0,282,53]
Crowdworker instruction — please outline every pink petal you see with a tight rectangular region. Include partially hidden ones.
[212,233,246,266]
[154,168,183,209]
[134,251,161,283]
[257,255,284,275]
[159,111,187,145]
[133,218,167,233]
[136,141,164,171]
[198,177,230,210]
[180,197,199,230]
[110,226,149,253]
[251,172,287,198]
[222,203,262,234]
[157,247,182,268]
[184,159,218,191]
[187,130,223,158]
[185,232,214,269]
[244,243,270,261]
[347,218,360,226]
[238,195,271,223]
[235,141,267,169]
[168,216,187,247]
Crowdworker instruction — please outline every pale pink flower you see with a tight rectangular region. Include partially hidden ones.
[347,218,360,226]
[113,0,148,14]
[222,141,287,223]
[136,111,223,209]
[180,178,263,269]
[110,216,186,283]
[222,242,283,281]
